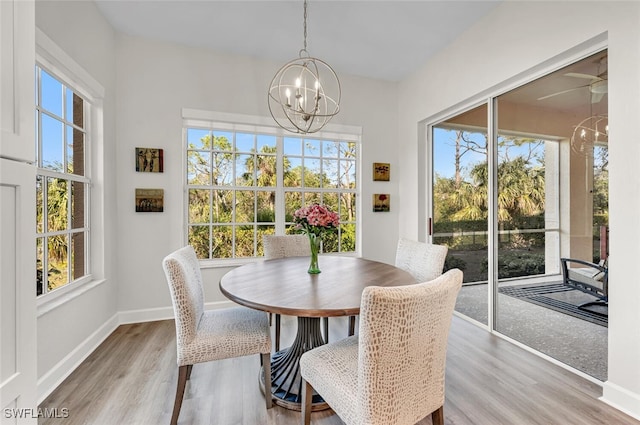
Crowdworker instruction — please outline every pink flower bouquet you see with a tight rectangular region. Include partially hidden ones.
[293,204,340,236]
[293,204,340,273]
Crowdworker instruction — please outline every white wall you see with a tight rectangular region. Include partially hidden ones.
[397,1,640,419]
[35,0,118,400]
[114,35,399,315]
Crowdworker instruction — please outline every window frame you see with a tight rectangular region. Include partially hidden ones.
[35,29,105,313]
[182,109,362,266]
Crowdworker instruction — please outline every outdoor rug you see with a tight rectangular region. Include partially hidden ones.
[499,283,608,327]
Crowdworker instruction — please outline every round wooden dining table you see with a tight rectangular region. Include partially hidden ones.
[219,255,417,411]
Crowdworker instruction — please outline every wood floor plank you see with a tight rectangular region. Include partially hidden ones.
[39,315,639,425]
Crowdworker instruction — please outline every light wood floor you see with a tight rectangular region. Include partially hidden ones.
[39,315,639,425]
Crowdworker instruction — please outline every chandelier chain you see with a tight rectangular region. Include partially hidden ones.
[302,0,308,52]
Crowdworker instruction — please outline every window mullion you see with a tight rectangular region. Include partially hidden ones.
[67,179,72,284]
[42,176,49,295]
[275,135,285,234]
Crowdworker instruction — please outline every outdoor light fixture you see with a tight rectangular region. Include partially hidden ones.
[268,0,341,134]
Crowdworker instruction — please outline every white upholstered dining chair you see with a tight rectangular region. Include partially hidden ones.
[300,268,463,425]
[162,245,272,425]
[263,234,334,350]
[395,237,448,282]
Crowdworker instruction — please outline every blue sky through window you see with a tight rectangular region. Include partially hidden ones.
[434,127,544,180]
[38,68,82,172]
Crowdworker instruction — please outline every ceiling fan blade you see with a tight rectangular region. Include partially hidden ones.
[591,91,606,103]
[537,86,583,101]
[565,72,603,81]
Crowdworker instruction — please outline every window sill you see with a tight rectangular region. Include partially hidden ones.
[37,278,107,318]
[199,252,360,269]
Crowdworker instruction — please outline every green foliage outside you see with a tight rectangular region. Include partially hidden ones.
[187,133,357,259]
[444,255,467,272]
[482,252,546,279]
[434,131,608,281]
[36,172,71,293]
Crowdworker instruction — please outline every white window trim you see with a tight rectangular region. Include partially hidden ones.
[35,28,106,315]
[182,108,362,267]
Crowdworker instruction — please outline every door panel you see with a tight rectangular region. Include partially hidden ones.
[432,103,489,325]
[1,160,37,424]
[0,0,35,163]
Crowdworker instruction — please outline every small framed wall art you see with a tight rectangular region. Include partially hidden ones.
[136,147,164,172]
[373,194,390,212]
[135,188,164,212]
[373,162,390,181]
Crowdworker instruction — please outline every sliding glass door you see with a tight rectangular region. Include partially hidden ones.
[429,50,609,381]
[432,104,489,325]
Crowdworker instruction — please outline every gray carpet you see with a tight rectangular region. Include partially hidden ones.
[499,283,607,327]
[455,281,608,381]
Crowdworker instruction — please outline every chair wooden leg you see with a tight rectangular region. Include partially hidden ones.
[348,315,356,336]
[261,352,273,409]
[323,317,329,343]
[275,314,281,352]
[186,364,193,380]
[431,405,444,425]
[171,365,189,425]
[301,377,312,425]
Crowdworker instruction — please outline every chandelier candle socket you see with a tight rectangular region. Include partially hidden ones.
[293,204,340,274]
[268,0,341,134]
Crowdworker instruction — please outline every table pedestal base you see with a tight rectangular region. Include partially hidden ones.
[260,317,329,411]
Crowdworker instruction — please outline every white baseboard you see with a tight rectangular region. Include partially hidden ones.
[601,381,640,421]
[37,300,237,403]
[117,300,236,324]
[117,305,175,324]
[37,313,120,404]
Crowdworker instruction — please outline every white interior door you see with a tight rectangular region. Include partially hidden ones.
[1,160,37,424]
[1,1,37,423]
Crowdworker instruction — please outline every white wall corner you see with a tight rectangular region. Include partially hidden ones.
[601,381,640,421]
[37,313,120,404]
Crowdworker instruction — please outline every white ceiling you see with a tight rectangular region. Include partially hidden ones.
[93,0,608,114]
[94,0,502,82]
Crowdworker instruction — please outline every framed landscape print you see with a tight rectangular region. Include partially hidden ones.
[373,194,390,212]
[135,188,164,212]
[373,162,390,181]
[136,147,164,172]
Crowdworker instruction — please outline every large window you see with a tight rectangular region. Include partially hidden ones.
[35,65,91,296]
[185,116,359,260]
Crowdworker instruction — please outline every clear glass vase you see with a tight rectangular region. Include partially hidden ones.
[307,233,321,274]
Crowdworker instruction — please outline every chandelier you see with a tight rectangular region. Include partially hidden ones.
[570,114,608,158]
[268,0,341,134]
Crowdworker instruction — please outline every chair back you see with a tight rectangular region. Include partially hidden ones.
[263,234,310,259]
[395,238,448,282]
[357,268,463,425]
[162,246,205,356]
